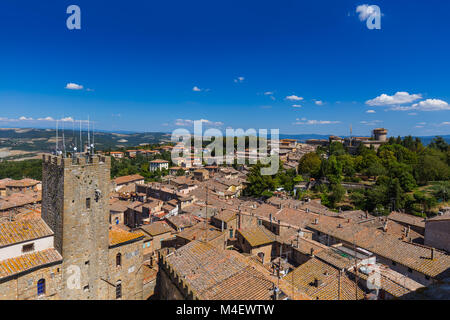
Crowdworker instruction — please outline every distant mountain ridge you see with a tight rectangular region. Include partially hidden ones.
[0,128,448,159]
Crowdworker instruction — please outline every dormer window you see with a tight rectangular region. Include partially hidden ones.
[22,243,35,253]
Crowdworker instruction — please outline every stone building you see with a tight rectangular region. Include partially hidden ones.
[0,154,145,300]
[424,215,450,252]
[155,241,277,300]
[236,226,275,264]
[41,154,112,299]
[0,219,63,300]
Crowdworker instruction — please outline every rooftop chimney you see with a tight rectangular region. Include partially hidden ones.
[313,278,322,287]
[310,248,315,257]
[431,248,435,260]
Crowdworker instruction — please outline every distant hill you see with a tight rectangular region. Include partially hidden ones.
[280,134,450,145]
[0,128,171,159]
[1,127,448,160]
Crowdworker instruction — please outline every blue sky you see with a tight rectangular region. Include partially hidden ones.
[0,0,449,136]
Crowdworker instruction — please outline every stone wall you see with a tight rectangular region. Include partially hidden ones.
[0,264,62,300]
[41,155,111,299]
[108,240,144,300]
[425,220,450,252]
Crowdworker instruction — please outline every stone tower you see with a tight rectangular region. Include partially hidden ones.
[41,154,111,300]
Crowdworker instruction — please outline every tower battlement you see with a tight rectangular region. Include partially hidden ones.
[42,154,111,167]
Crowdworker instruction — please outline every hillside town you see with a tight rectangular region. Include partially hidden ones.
[0,128,449,300]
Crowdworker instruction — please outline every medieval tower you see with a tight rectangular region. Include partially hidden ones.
[41,154,111,299]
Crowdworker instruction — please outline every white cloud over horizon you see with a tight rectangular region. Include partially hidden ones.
[293,118,340,125]
[366,92,422,106]
[65,82,84,90]
[174,118,224,127]
[285,95,304,102]
[390,99,450,112]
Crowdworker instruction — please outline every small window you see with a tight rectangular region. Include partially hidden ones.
[22,243,35,253]
[116,253,122,267]
[85,260,89,265]
[143,244,146,249]
[37,279,45,296]
[116,281,122,299]
[83,285,89,292]
[229,228,234,238]
[86,198,91,209]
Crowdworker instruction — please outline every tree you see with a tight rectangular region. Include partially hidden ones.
[328,184,346,208]
[429,136,449,152]
[298,152,322,177]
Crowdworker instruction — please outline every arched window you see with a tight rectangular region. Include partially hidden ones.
[116,280,122,299]
[116,253,122,267]
[37,279,46,296]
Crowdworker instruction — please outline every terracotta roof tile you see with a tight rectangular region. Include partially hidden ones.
[109,226,144,247]
[0,248,62,279]
[0,219,53,248]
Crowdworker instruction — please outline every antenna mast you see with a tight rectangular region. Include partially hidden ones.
[79,120,82,154]
[62,118,66,157]
[56,120,59,154]
[92,121,95,155]
[87,116,91,155]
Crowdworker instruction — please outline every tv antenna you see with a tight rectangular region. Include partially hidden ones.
[87,115,91,154]
[55,119,58,154]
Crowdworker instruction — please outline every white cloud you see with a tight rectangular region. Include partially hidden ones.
[360,120,383,126]
[60,117,75,122]
[192,86,202,92]
[292,104,302,108]
[294,119,340,125]
[366,92,422,106]
[366,110,376,114]
[286,95,304,102]
[0,116,86,123]
[411,99,450,111]
[440,122,450,126]
[264,91,274,95]
[37,117,55,121]
[234,76,245,83]
[65,83,84,90]
[315,100,324,106]
[390,99,450,112]
[175,119,223,127]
